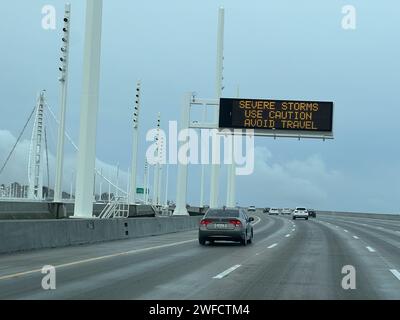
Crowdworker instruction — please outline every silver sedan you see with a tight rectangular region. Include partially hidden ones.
[199,208,254,246]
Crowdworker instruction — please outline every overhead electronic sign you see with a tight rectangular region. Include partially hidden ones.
[219,98,334,137]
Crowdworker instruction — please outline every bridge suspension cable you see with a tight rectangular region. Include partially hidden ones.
[45,105,128,196]
[0,105,36,177]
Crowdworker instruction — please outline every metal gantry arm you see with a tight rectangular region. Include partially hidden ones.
[174,96,220,215]
[188,98,219,129]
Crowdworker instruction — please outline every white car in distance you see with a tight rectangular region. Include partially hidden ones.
[269,208,280,215]
[292,207,309,220]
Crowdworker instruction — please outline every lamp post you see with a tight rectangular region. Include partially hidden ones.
[54,3,71,203]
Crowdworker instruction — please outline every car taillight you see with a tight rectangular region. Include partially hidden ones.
[229,219,242,227]
[200,219,212,226]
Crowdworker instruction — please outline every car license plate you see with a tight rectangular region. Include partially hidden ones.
[216,223,226,229]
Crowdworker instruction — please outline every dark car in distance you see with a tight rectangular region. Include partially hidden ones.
[308,209,317,218]
[199,208,254,246]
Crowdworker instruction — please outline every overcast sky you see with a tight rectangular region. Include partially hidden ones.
[0,0,399,213]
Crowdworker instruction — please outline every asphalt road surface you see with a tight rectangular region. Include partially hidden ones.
[0,211,399,299]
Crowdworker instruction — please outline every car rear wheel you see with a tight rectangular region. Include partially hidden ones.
[247,231,253,244]
[306,217,309,220]
[199,238,206,245]
[241,234,247,246]
[293,217,296,220]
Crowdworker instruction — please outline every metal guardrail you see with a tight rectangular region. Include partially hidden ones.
[98,196,129,219]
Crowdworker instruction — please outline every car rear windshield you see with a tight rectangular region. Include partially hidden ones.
[297,208,306,211]
[206,209,240,218]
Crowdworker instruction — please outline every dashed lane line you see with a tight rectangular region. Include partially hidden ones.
[389,269,400,281]
[213,265,242,279]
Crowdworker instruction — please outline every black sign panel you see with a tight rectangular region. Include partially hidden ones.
[219,98,333,133]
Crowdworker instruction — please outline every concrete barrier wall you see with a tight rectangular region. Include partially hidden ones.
[0,201,55,219]
[0,216,202,254]
[318,211,400,221]
[0,201,156,219]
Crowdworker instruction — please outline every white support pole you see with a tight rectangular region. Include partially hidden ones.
[93,171,96,201]
[70,170,74,199]
[108,180,111,202]
[209,7,224,209]
[146,161,152,204]
[73,0,103,218]
[165,163,169,206]
[226,86,239,208]
[152,113,161,205]
[157,135,163,206]
[226,144,236,207]
[174,93,191,216]
[115,162,119,198]
[199,106,207,208]
[129,81,141,204]
[54,3,71,203]
[127,167,130,201]
[98,168,102,201]
[152,164,157,204]
[143,161,149,204]
[158,164,162,205]
[29,91,46,200]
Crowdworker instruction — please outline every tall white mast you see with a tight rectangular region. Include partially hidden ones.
[73,0,103,217]
[54,3,71,203]
[209,7,225,209]
[129,81,141,204]
[28,91,46,200]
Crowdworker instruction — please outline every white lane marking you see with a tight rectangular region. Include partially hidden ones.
[213,265,241,279]
[343,229,349,233]
[0,239,197,281]
[353,236,359,239]
[251,216,262,226]
[389,269,400,281]
[366,246,376,252]
[285,234,291,238]
[267,243,278,249]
